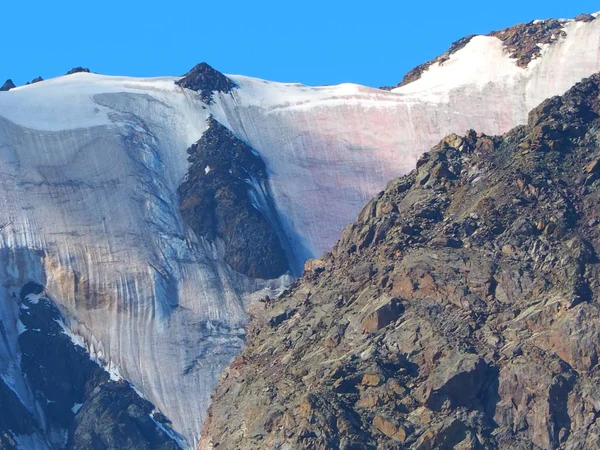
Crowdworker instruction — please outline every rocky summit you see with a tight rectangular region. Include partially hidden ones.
[175,62,237,104]
[199,74,600,450]
[0,80,15,92]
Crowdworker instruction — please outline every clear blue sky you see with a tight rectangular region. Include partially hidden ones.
[1,1,598,87]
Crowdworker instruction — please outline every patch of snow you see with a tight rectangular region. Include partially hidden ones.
[104,360,124,382]
[71,403,83,414]
[54,318,86,348]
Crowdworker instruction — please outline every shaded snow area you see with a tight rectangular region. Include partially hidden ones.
[0,14,599,449]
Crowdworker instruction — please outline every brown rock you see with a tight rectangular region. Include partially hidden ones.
[360,298,403,333]
[304,258,326,273]
[361,373,383,387]
[373,416,407,442]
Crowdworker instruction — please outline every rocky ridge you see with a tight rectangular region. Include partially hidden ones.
[199,74,600,449]
[385,14,590,89]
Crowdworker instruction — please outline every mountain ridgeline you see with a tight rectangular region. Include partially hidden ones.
[199,74,600,449]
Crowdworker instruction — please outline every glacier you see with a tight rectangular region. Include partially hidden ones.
[0,14,599,448]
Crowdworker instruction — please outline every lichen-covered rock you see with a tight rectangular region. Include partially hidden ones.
[200,74,600,449]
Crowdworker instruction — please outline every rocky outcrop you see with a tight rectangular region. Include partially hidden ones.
[575,13,596,23]
[0,80,15,92]
[66,67,90,75]
[17,282,181,450]
[489,19,566,68]
[387,16,572,89]
[175,63,236,104]
[200,74,600,449]
[179,116,290,279]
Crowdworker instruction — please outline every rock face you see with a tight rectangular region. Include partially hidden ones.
[390,17,570,88]
[13,282,181,449]
[199,75,600,450]
[0,80,15,91]
[175,62,236,104]
[179,116,290,279]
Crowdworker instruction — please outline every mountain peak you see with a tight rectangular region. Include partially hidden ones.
[175,62,236,104]
[0,79,15,91]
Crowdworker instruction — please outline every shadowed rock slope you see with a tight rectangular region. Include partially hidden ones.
[199,74,600,449]
[12,282,181,450]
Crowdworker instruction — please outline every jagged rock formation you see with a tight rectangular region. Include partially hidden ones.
[176,62,236,104]
[179,116,290,279]
[25,77,43,85]
[14,282,181,449]
[575,13,596,23]
[0,80,15,92]
[199,75,600,449]
[65,67,90,75]
[388,16,576,88]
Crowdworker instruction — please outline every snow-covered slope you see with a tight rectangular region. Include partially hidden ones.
[0,13,599,448]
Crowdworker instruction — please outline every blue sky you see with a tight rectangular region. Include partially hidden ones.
[1,1,598,87]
